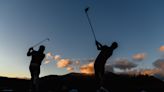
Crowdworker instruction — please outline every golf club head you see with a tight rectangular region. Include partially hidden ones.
[85,7,90,12]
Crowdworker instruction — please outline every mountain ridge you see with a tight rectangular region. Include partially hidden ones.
[0,72,164,92]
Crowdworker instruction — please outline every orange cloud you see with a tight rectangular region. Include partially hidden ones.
[57,59,72,68]
[159,45,164,52]
[132,53,146,61]
[80,62,94,74]
[67,66,74,72]
[44,60,51,64]
[46,52,53,58]
[140,68,161,76]
[53,55,61,61]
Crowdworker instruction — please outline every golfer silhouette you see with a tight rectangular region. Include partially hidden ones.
[94,40,118,91]
[27,45,45,92]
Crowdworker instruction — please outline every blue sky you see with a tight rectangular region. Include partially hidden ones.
[1,0,164,78]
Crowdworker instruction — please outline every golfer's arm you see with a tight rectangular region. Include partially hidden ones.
[27,50,32,56]
[96,43,102,50]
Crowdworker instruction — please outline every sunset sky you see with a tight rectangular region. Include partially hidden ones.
[1,0,164,78]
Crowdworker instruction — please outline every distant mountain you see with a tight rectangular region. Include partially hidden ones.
[102,72,164,92]
[154,74,164,81]
[0,72,164,92]
[39,73,96,92]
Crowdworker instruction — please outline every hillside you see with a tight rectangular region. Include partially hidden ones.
[0,72,164,92]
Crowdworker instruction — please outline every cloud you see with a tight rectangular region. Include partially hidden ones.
[135,59,164,78]
[105,64,114,72]
[44,60,51,64]
[159,45,164,52]
[121,68,161,76]
[123,57,164,78]
[46,52,53,57]
[46,52,53,58]
[123,69,139,75]
[113,58,137,70]
[44,52,54,64]
[67,66,74,72]
[45,52,95,74]
[132,53,146,61]
[111,58,164,79]
[57,59,72,68]
[88,58,95,62]
[153,59,164,69]
[139,68,161,76]
[75,60,80,65]
[80,62,94,74]
[53,55,61,61]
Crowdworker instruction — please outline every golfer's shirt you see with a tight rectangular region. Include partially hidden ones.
[30,51,45,66]
[94,46,114,71]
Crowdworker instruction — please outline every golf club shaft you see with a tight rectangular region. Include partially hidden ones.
[32,38,49,48]
[85,8,97,41]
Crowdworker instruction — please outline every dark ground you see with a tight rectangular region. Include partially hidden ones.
[0,72,164,92]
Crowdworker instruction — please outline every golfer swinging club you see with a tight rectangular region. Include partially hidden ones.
[27,45,45,91]
[94,40,118,91]
[84,7,118,91]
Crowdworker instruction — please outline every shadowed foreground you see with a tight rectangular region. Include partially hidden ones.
[0,72,164,92]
